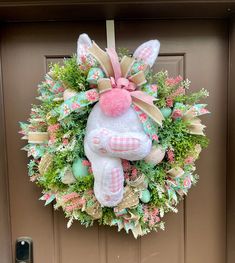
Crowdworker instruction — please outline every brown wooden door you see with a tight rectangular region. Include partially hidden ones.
[1,20,227,263]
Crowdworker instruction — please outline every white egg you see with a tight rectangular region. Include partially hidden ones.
[144,145,165,165]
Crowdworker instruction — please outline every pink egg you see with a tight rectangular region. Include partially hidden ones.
[100,89,132,117]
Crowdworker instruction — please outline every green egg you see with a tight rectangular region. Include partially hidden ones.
[72,158,88,179]
[160,107,172,118]
[140,189,151,203]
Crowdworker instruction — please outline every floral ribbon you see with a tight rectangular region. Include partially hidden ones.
[50,43,164,136]
[173,102,209,136]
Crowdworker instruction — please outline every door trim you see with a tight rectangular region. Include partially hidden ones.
[0,1,235,21]
[227,18,235,263]
[0,35,12,263]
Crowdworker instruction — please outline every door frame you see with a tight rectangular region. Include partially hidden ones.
[0,2,234,263]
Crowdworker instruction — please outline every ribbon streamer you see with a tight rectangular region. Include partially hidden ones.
[28,131,49,144]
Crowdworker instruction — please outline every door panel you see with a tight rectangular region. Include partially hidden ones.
[115,20,227,263]
[1,20,227,263]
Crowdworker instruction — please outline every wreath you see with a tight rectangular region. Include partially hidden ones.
[19,34,209,238]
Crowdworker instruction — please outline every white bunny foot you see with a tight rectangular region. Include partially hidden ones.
[85,143,124,207]
[87,128,152,161]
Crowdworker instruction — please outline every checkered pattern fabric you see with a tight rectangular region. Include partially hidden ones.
[137,47,152,61]
[110,167,123,193]
[109,137,140,152]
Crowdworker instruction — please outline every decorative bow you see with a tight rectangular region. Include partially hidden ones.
[88,43,164,126]
[48,43,164,137]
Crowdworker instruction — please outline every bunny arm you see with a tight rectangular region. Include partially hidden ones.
[86,128,152,161]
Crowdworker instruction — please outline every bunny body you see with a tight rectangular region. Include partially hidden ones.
[84,102,152,207]
[76,33,161,207]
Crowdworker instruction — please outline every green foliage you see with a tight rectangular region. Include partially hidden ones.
[158,118,209,165]
[71,175,94,193]
[50,55,88,91]
[182,88,209,104]
[37,167,65,190]
[117,47,131,59]
[99,207,116,225]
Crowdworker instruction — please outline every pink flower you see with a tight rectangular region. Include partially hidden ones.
[71,102,80,110]
[62,192,80,202]
[139,113,147,122]
[122,160,131,171]
[86,90,99,102]
[131,168,138,179]
[82,160,91,167]
[49,134,56,144]
[152,208,159,217]
[152,134,159,141]
[46,79,54,86]
[149,219,155,227]
[133,105,141,112]
[81,55,87,64]
[138,64,145,71]
[184,156,194,164]
[167,149,175,163]
[88,167,93,174]
[155,216,160,223]
[165,75,183,86]
[124,172,129,180]
[56,86,65,94]
[78,198,86,205]
[183,177,192,188]
[172,109,183,120]
[151,84,158,92]
[62,138,69,145]
[171,86,185,98]
[47,123,60,133]
[200,108,209,114]
[166,97,174,107]
[63,104,70,115]
[43,193,51,200]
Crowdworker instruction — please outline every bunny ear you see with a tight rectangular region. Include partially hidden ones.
[133,40,160,68]
[77,33,93,64]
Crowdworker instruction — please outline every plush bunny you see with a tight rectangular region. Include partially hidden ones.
[77,34,161,207]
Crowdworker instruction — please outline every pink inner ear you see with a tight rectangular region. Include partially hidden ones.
[133,40,160,68]
[77,33,93,64]
[136,47,153,61]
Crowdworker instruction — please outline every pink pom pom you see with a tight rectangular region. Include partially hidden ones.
[100,89,132,117]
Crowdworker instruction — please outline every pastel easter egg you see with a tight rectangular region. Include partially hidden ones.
[63,89,78,101]
[87,68,104,85]
[72,158,89,179]
[140,189,151,203]
[160,107,172,118]
[144,145,165,165]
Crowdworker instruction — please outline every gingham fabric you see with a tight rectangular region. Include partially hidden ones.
[110,167,123,193]
[133,39,160,67]
[109,137,140,152]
